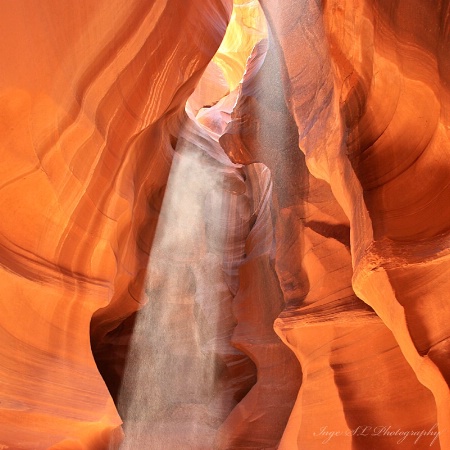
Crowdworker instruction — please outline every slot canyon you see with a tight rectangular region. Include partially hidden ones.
[0,0,449,448]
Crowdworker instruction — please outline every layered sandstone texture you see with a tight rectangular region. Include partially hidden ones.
[0,0,449,449]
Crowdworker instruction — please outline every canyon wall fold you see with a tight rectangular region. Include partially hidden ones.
[0,1,232,448]
[0,0,449,449]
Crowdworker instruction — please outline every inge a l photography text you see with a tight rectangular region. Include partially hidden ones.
[313,424,441,446]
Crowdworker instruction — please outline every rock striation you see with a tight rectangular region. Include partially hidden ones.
[0,0,449,449]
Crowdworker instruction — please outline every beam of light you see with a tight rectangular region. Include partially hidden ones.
[114,2,269,448]
[117,131,246,449]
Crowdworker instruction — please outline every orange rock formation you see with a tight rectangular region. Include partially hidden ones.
[0,0,448,449]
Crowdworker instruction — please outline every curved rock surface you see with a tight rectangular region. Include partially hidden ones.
[0,0,449,449]
[0,0,232,448]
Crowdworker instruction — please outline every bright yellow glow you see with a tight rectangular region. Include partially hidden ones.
[212,0,267,92]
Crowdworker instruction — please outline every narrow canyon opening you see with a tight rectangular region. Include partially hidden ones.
[91,2,299,448]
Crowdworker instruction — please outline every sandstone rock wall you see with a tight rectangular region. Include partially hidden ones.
[0,0,448,448]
